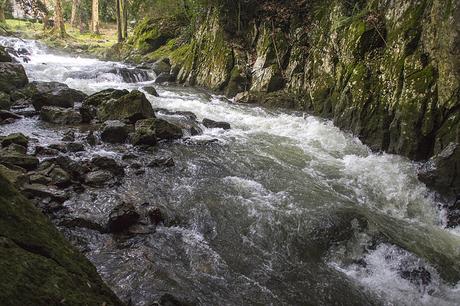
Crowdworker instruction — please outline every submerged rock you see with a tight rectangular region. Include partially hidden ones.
[26,81,87,110]
[84,170,114,187]
[202,118,231,130]
[107,202,140,233]
[40,106,82,125]
[100,120,130,144]
[0,110,22,121]
[147,156,175,168]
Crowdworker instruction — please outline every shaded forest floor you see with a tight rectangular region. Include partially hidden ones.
[2,19,119,58]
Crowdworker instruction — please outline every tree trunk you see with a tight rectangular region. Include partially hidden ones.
[0,0,5,23]
[54,0,66,37]
[91,0,99,34]
[71,0,81,28]
[122,0,128,40]
[42,0,49,29]
[116,0,122,43]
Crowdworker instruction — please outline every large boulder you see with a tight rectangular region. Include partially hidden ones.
[83,88,129,108]
[25,82,87,111]
[100,120,130,144]
[154,118,183,140]
[97,90,155,123]
[0,63,28,93]
[40,106,82,125]
[0,174,123,305]
[1,133,28,148]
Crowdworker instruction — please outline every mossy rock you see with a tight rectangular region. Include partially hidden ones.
[97,90,155,123]
[0,173,123,305]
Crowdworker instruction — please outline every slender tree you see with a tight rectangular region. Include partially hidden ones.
[0,0,6,23]
[116,0,122,42]
[54,0,66,37]
[70,0,80,28]
[91,0,99,34]
[122,0,127,39]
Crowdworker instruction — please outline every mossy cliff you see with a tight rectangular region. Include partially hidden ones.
[0,173,123,306]
[122,0,460,199]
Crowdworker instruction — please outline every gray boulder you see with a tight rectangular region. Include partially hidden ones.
[40,106,82,125]
[0,63,28,93]
[100,120,130,144]
[25,82,87,110]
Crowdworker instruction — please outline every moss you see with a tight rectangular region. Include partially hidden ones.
[0,174,122,305]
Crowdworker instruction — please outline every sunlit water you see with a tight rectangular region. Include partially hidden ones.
[1,36,460,305]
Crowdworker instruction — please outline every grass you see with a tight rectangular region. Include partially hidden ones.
[1,19,121,58]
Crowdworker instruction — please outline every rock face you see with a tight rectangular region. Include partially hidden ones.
[26,82,87,110]
[0,173,122,305]
[97,90,155,123]
[125,0,460,210]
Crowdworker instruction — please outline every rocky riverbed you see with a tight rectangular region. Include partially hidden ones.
[1,36,460,305]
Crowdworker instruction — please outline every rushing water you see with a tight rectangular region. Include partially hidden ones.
[1,36,460,305]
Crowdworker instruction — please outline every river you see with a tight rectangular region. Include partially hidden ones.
[1,36,459,306]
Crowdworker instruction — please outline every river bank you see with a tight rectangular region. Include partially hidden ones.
[1,35,460,305]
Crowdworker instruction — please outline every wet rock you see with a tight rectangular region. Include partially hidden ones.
[61,131,75,142]
[84,170,114,187]
[0,46,13,62]
[202,118,231,130]
[40,106,82,125]
[0,164,27,187]
[58,217,105,233]
[106,202,140,233]
[142,86,159,97]
[48,167,71,187]
[155,119,183,140]
[0,151,39,171]
[28,173,52,185]
[48,143,68,153]
[122,153,137,160]
[25,81,87,110]
[66,142,85,153]
[147,157,175,168]
[132,118,157,146]
[86,131,98,146]
[3,143,27,155]
[97,90,155,123]
[35,146,60,156]
[1,133,29,148]
[90,156,125,176]
[50,156,91,182]
[419,143,460,197]
[151,58,171,75]
[0,110,21,121]
[0,63,29,94]
[100,120,130,144]
[0,92,12,110]
[22,183,69,203]
[79,104,98,123]
[154,72,174,84]
[82,88,129,108]
[158,293,195,306]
